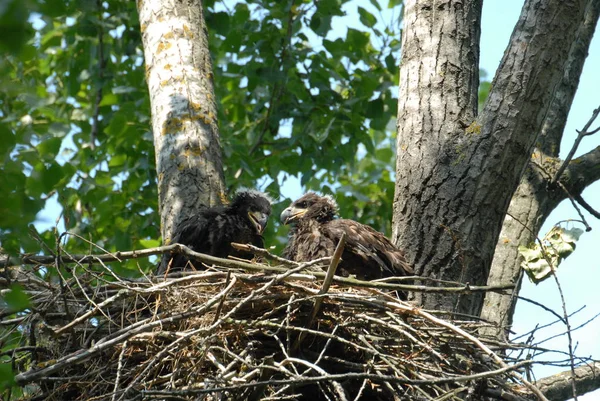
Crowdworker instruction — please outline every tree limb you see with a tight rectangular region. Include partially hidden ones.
[552,106,600,185]
[537,0,600,155]
[537,361,600,401]
[0,244,515,294]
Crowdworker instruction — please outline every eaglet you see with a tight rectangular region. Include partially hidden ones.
[158,189,272,274]
[280,192,413,281]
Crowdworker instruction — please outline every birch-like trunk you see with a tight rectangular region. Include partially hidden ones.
[137,0,226,242]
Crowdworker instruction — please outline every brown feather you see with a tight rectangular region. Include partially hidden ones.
[281,193,413,282]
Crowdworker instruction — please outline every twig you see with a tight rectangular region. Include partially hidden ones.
[231,243,299,266]
[550,273,578,400]
[552,180,591,231]
[1,244,514,294]
[293,233,346,351]
[111,341,128,401]
[141,361,534,396]
[552,106,600,185]
[382,301,550,401]
[212,270,232,324]
[573,194,600,219]
[55,289,127,334]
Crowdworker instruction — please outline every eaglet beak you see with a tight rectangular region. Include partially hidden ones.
[248,211,269,235]
[280,206,306,225]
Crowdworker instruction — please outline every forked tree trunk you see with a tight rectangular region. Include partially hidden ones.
[137,0,226,242]
[481,0,600,341]
[393,0,589,317]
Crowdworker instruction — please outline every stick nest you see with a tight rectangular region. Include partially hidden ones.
[2,257,536,401]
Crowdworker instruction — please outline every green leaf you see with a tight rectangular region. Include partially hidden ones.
[37,137,63,160]
[0,123,16,158]
[310,13,333,36]
[369,0,382,11]
[41,162,66,193]
[347,28,370,51]
[108,154,127,168]
[99,93,119,107]
[0,0,31,54]
[1,284,30,312]
[139,239,160,248]
[0,363,16,390]
[358,7,377,28]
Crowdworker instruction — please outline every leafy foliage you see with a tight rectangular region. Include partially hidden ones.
[1,0,404,263]
[1,1,157,268]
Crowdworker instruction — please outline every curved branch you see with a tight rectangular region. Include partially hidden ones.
[537,361,600,401]
[552,106,600,184]
[564,145,600,194]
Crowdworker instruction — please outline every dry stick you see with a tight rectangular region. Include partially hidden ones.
[231,242,298,266]
[212,270,231,324]
[553,180,591,231]
[551,105,600,185]
[384,301,549,401]
[0,244,514,294]
[116,275,241,401]
[111,340,128,401]
[293,233,346,351]
[13,277,238,385]
[55,289,127,335]
[121,264,319,400]
[550,273,579,400]
[141,361,533,397]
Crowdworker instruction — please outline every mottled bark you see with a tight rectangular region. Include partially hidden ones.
[481,0,600,340]
[537,361,600,401]
[137,0,226,242]
[393,0,588,316]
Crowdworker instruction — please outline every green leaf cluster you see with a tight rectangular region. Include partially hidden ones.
[207,0,403,244]
[1,0,403,275]
[1,1,158,271]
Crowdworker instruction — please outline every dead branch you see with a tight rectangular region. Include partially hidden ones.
[537,361,600,401]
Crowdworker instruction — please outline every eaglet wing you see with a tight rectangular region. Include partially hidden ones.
[323,219,413,279]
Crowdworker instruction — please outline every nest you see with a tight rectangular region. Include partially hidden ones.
[1,248,539,401]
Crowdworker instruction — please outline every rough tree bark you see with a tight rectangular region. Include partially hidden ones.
[481,0,600,341]
[137,0,226,242]
[393,0,589,317]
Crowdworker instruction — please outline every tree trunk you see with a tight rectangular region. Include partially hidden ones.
[481,0,600,340]
[393,0,589,317]
[137,0,226,242]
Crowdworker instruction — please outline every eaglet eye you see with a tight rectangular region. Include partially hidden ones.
[297,201,308,208]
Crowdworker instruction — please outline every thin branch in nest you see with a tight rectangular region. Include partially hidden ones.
[2,243,515,294]
[231,243,299,266]
[141,360,534,397]
[293,233,346,351]
[383,300,550,401]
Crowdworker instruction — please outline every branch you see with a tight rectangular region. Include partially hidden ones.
[563,145,600,195]
[537,0,600,155]
[537,362,600,401]
[552,105,600,185]
[574,193,600,219]
[293,233,346,350]
[0,244,515,294]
